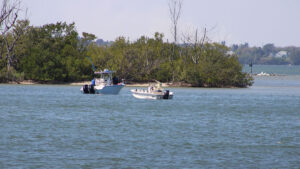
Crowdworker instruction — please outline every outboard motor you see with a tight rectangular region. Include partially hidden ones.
[83,84,89,94]
[89,85,95,94]
[163,90,169,99]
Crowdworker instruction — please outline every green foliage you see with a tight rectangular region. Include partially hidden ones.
[181,43,253,87]
[232,43,300,65]
[1,21,253,87]
[0,67,24,82]
[289,48,300,65]
[18,22,92,82]
[85,35,252,87]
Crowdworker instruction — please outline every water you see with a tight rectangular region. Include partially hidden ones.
[243,64,300,75]
[1,66,300,168]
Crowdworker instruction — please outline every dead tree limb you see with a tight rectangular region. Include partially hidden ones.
[191,28,206,64]
[0,0,21,60]
[168,0,182,82]
[169,0,182,44]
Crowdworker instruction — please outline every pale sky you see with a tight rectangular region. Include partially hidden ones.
[20,0,300,47]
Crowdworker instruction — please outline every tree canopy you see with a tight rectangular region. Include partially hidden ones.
[232,43,300,65]
[0,21,253,87]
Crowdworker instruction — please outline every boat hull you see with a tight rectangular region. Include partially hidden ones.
[95,84,124,94]
[131,89,173,100]
[81,84,124,95]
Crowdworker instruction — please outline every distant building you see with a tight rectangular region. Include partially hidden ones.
[275,51,288,58]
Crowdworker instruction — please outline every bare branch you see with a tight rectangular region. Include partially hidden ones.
[0,0,24,71]
[0,0,20,29]
[168,0,182,44]
[191,28,207,64]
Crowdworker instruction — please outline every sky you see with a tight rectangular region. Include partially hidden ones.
[20,0,300,47]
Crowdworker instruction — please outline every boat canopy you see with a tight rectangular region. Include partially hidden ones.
[94,69,115,74]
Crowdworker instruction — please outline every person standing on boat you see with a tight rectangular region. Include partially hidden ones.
[91,78,95,86]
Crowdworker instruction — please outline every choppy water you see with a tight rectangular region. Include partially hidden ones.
[1,66,300,168]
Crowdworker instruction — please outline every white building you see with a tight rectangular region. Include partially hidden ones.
[275,51,288,58]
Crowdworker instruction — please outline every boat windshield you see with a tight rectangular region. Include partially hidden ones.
[100,73,112,81]
[94,69,114,85]
[94,69,114,81]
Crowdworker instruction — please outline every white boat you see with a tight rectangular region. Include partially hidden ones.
[81,69,125,94]
[131,82,173,100]
[257,72,270,76]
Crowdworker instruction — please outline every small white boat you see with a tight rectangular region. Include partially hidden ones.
[131,82,173,100]
[81,69,125,94]
[257,72,270,76]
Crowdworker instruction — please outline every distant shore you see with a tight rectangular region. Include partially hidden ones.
[4,74,298,87]
[7,74,296,87]
[2,80,251,88]
[4,80,192,87]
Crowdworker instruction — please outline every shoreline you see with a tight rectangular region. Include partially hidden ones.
[4,80,191,87]
[2,80,248,88]
[8,74,299,87]
[4,74,298,88]
[4,74,298,87]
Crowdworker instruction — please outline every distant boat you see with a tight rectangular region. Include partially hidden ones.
[131,81,173,100]
[257,72,270,76]
[81,69,125,94]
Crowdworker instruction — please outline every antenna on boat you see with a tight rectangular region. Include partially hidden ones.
[86,56,95,72]
[249,60,253,74]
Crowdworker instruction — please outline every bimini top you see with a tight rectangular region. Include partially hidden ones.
[94,69,115,74]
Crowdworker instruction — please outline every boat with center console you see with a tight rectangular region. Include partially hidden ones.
[81,69,125,94]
